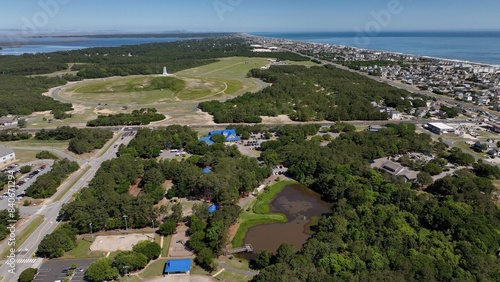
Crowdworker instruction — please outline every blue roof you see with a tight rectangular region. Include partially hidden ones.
[208,204,219,213]
[200,129,240,145]
[209,129,241,141]
[202,167,212,173]
[164,259,192,273]
[199,136,214,145]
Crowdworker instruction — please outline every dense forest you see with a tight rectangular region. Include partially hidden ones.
[247,124,500,282]
[0,36,308,117]
[35,126,113,154]
[37,122,500,280]
[58,125,269,234]
[0,75,72,116]
[198,65,419,123]
[26,158,79,198]
[0,209,20,242]
[86,108,165,126]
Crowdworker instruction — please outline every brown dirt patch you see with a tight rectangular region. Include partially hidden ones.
[260,115,293,124]
[129,181,142,197]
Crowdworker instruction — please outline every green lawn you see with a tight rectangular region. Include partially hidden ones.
[11,149,41,164]
[2,139,69,150]
[63,236,105,259]
[215,270,253,282]
[161,235,171,258]
[139,258,167,279]
[223,256,252,271]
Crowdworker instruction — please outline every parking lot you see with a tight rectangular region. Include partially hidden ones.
[33,258,95,282]
[0,162,52,210]
[158,149,189,160]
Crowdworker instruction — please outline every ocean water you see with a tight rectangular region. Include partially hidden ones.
[2,31,499,66]
[0,36,190,55]
[252,31,500,66]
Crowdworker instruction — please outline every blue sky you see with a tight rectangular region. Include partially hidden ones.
[1,0,499,33]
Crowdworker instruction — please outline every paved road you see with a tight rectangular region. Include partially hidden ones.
[0,129,135,281]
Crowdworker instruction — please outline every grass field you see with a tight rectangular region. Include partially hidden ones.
[2,139,69,151]
[60,57,270,106]
[63,236,106,259]
[11,149,41,164]
[31,56,315,127]
[215,270,253,282]
[138,258,167,279]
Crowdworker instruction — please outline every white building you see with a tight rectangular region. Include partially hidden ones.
[0,146,15,167]
[425,122,455,135]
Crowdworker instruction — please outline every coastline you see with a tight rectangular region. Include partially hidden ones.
[244,32,500,68]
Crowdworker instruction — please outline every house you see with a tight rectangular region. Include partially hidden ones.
[0,146,15,167]
[379,161,418,182]
[476,96,490,105]
[163,258,192,275]
[388,110,402,120]
[199,129,241,145]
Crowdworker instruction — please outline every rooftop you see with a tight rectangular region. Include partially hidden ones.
[0,146,14,157]
[427,122,455,130]
[164,258,192,273]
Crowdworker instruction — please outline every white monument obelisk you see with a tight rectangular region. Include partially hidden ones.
[162,66,168,76]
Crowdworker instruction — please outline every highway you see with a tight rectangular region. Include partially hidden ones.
[0,129,135,281]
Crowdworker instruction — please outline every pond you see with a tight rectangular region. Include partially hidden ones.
[243,184,331,254]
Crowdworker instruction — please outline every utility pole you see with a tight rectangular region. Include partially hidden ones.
[123,214,128,232]
[151,219,154,229]
[89,222,93,239]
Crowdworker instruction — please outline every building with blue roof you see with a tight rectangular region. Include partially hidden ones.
[199,129,240,145]
[163,258,192,275]
[202,167,212,174]
[208,203,219,213]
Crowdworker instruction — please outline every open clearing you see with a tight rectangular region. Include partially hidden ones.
[33,57,313,127]
[58,57,269,106]
[90,233,155,252]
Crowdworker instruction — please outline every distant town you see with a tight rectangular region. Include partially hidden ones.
[244,33,500,120]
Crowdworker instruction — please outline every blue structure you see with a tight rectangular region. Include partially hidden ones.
[163,258,192,275]
[198,136,214,145]
[199,129,240,145]
[208,204,220,213]
[202,167,212,174]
